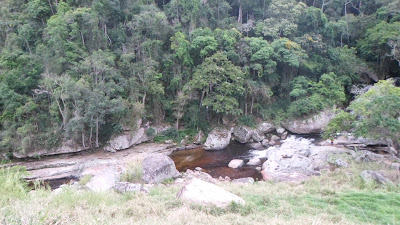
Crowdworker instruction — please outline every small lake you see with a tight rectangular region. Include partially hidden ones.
[170,141,264,180]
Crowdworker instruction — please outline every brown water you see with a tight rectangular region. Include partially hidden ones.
[170,142,263,180]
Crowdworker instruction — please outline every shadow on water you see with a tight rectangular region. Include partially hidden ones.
[170,141,263,180]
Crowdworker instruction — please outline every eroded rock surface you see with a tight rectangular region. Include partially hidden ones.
[142,153,181,184]
[283,109,336,134]
[177,178,245,208]
[203,127,232,150]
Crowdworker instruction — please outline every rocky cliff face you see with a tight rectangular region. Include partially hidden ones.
[283,108,336,134]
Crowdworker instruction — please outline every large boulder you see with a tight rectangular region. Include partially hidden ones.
[177,178,245,208]
[233,126,253,143]
[283,108,336,134]
[308,146,352,170]
[279,136,311,157]
[256,122,275,134]
[109,127,152,151]
[85,169,120,192]
[203,128,232,150]
[142,153,181,184]
[262,154,314,177]
[261,137,314,182]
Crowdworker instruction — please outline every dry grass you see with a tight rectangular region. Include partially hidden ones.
[0,161,399,225]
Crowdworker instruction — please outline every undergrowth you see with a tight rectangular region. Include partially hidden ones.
[0,161,399,224]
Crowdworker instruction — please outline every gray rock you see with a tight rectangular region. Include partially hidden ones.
[193,131,205,145]
[177,178,245,208]
[247,157,262,166]
[203,128,232,150]
[283,108,336,134]
[268,135,281,146]
[233,126,253,143]
[390,163,400,170]
[85,170,120,192]
[251,132,264,142]
[327,157,348,168]
[276,127,286,135]
[247,142,264,150]
[113,182,142,193]
[164,140,173,144]
[353,150,385,162]
[109,127,151,151]
[142,153,181,184]
[360,170,392,185]
[231,177,255,184]
[262,154,314,177]
[279,136,311,157]
[308,146,352,170]
[13,139,87,159]
[256,122,275,134]
[280,131,288,140]
[262,139,269,147]
[228,159,244,169]
[104,146,116,153]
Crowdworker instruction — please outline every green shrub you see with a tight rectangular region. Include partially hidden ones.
[146,127,156,137]
[238,115,255,127]
[120,161,143,183]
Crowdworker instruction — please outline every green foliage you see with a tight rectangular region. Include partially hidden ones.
[326,79,400,154]
[288,73,346,118]
[186,52,245,116]
[238,115,255,127]
[120,161,143,183]
[0,0,398,154]
[0,167,28,204]
[146,127,156,137]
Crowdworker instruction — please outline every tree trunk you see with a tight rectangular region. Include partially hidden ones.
[95,117,99,148]
[176,118,179,130]
[82,130,86,149]
[250,95,254,114]
[237,0,242,24]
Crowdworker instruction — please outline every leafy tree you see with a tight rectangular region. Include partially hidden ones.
[324,80,400,156]
[185,52,245,116]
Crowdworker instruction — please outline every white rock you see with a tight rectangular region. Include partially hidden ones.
[142,153,181,184]
[276,127,286,135]
[283,108,336,134]
[256,122,275,134]
[177,178,245,208]
[85,169,120,192]
[247,157,262,166]
[203,128,232,150]
[228,159,244,169]
[233,126,253,143]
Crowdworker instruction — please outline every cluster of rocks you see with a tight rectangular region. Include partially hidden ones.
[203,123,288,151]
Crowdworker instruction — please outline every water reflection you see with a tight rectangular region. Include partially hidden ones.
[170,141,263,180]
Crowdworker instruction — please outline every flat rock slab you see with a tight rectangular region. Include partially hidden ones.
[228,159,244,169]
[177,178,245,208]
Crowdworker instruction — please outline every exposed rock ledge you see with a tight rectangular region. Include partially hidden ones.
[13,140,87,159]
[283,108,336,134]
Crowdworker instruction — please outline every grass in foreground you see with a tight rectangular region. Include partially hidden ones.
[0,161,399,225]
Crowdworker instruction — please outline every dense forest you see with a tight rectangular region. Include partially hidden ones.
[0,0,399,155]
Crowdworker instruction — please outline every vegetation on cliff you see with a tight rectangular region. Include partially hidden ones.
[0,0,399,155]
